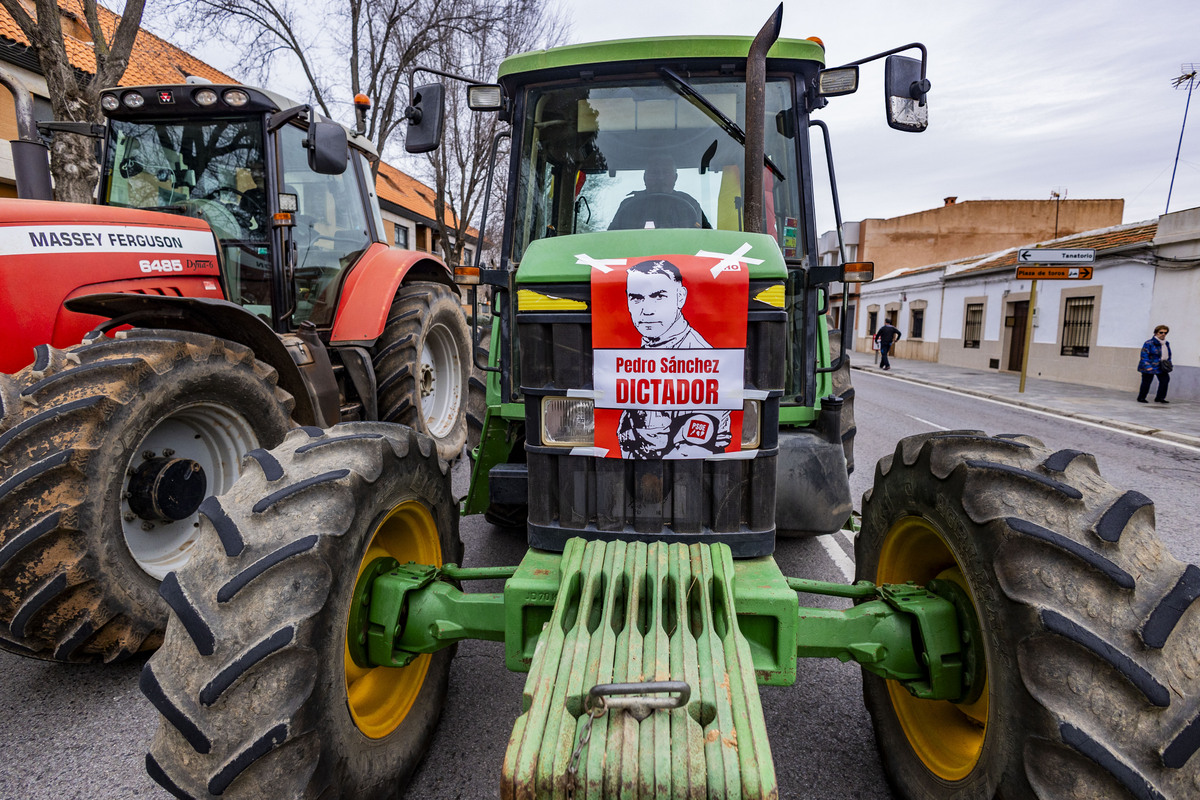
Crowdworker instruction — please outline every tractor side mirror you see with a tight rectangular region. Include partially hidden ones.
[884,55,930,132]
[306,121,348,175]
[405,83,446,154]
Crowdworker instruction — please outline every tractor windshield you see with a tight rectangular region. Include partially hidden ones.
[511,75,802,261]
[103,118,269,240]
[102,118,273,309]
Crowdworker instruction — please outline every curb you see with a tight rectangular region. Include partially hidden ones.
[851,365,1200,450]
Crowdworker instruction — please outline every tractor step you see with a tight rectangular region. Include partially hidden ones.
[502,538,777,799]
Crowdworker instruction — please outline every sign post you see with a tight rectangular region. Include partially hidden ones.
[1014,249,1095,393]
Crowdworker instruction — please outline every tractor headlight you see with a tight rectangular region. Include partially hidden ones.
[121,91,146,109]
[542,397,594,447]
[100,93,120,112]
[194,88,219,107]
[741,400,761,448]
[223,89,250,107]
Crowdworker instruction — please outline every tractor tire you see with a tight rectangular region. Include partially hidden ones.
[142,423,460,799]
[466,351,488,455]
[372,281,471,462]
[0,331,294,663]
[857,430,1200,800]
[827,327,856,474]
[0,372,20,434]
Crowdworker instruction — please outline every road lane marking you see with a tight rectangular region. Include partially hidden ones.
[909,415,948,430]
[820,533,855,582]
[863,372,1200,456]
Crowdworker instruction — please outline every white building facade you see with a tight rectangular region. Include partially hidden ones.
[854,209,1200,401]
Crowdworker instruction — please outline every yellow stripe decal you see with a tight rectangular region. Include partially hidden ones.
[754,285,786,308]
[517,289,587,311]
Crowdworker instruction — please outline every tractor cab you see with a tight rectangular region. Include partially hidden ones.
[98,83,379,332]
[434,34,908,547]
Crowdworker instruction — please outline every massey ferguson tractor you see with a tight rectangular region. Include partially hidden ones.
[0,72,472,664]
[141,8,1200,799]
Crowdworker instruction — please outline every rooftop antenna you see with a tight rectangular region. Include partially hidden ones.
[1166,64,1197,215]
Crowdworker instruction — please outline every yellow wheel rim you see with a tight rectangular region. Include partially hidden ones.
[344,500,442,739]
[877,516,989,781]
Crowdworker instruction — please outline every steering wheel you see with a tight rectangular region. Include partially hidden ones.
[609,192,702,230]
[180,198,243,241]
[195,186,267,236]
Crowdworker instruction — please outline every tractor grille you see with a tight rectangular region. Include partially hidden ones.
[501,538,777,799]
[517,282,786,557]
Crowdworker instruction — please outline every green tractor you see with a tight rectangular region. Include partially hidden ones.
[141,8,1200,799]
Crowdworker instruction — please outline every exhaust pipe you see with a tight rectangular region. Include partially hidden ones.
[0,66,53,201]
[743,3,783,235]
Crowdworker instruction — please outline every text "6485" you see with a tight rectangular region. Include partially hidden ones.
[139,258,183,272]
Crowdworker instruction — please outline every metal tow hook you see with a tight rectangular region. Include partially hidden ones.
[565,680,691,798]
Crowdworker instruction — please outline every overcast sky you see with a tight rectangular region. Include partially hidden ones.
[175,0,1199,231]
[561,0,1200,229]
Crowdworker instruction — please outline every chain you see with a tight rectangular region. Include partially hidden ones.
[565,699,607,799]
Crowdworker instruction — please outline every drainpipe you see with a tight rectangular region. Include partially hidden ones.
[743,4,783,234]
[0,66,53,201]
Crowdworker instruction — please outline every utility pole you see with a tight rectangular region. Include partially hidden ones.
[1167,65,1197,215]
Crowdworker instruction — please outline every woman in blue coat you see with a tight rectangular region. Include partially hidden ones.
[1136,324,1173,403]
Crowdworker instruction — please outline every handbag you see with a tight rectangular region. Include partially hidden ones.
[1161,359,1173,373]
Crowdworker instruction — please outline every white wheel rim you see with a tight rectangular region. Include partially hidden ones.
[121,402,259,580]
[419,322,463,440]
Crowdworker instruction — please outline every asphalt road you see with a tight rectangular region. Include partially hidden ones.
[1,370,1197,799]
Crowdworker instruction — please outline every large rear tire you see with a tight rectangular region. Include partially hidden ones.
[372,282,471,462]
[0,331,294,662]
[857,431,1200,799]
[143,423,461,799]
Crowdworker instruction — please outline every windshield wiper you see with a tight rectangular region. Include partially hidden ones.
[657,67,785,181]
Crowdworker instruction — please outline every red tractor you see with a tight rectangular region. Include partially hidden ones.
[0,71,472,663]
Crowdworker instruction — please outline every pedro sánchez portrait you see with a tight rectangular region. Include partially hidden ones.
[616,259,732,459]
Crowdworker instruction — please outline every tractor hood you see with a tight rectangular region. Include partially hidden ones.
[514,229,788,284]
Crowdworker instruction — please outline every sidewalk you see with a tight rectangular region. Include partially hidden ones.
[852,355,1200,449]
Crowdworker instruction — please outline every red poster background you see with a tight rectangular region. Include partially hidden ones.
[591,253,749,458]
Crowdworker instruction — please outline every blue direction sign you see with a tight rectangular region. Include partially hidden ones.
[1017,248,1096,264]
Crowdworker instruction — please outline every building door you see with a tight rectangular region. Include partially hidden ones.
[1007,301,1028,371]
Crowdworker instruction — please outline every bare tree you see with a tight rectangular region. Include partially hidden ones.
[160,0,485,163]
[0,0,146,201]
[425,0,569,266]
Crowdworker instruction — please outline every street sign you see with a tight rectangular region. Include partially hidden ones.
[1017,248,1095,264]
[1015,266,1093,280]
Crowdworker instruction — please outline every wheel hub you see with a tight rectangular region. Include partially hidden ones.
[127,457,208,523]
[419,363,435,397]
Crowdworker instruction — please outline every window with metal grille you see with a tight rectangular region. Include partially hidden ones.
[964,303,983,348]
[910,308,925,339]
[1060,296,1094,357]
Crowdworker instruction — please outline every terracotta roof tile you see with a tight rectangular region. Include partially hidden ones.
[944,221,1158,278]
[2,3,469,236]
[376,160,479,237]
[1,1,235,85]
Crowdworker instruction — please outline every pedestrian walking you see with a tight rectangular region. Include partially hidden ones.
[1136,324,1173,404]
[874,322,902,371]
